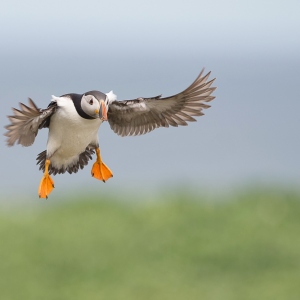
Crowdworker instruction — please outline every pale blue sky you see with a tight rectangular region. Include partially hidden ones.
[1,0,299,201]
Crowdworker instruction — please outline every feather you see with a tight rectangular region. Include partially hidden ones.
[106,90,117,104]
[5,99,57,147]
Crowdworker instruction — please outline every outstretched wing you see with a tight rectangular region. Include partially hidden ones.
[107,69,216,137]
[4,98,57,147]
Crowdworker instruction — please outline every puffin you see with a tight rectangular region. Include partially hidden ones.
[5,69,216,198]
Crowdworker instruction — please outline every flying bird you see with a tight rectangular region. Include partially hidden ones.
[5,69,216,198]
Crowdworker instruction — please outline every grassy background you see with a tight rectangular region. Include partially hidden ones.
[0,189,299,299]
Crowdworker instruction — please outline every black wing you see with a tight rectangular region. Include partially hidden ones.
[4,99,57,147]
[107,69,216,137]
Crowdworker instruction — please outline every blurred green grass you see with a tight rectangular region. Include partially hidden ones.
[0,190,300,300]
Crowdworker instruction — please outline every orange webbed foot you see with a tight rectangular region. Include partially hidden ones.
[38,159,54,199]
[38,173,54,199]
[91,148,113,182]
[91,161,113,182]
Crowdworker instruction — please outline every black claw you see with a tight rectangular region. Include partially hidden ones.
[92,173,94,177]
[103,180,106,183]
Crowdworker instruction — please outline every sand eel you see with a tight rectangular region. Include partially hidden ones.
[5,69,216,198]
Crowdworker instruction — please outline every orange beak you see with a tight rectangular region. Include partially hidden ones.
[99,100,107,121]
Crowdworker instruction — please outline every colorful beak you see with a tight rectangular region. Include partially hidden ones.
[99,100,107,121]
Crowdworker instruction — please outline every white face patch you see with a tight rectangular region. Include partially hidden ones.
[81,95,101,118]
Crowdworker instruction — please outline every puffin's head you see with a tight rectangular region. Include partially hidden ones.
[81,91,108,121]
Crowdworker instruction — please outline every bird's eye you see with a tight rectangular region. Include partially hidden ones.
[89,99,93,105]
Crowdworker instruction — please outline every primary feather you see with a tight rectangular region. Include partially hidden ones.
[4,99,57,147]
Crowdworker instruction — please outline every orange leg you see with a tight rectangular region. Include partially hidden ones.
[38,159,54,199]
[91,148,113,182]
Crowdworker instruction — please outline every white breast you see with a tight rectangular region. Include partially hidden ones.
[47,96,102,171]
